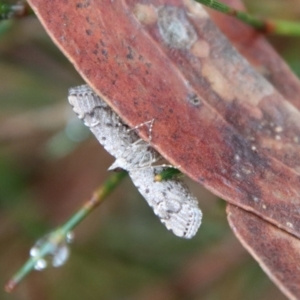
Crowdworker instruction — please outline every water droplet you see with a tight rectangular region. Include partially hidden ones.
[34,259,47,271]
[52,245,70,268]
[30,247,40,257]
[66,231,74,243]
[29,232,72,269]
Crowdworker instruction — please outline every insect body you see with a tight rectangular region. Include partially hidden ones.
[68,85,202,238]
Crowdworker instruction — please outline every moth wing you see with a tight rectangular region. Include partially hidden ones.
[68,85,136,159]
[129,167,202,238]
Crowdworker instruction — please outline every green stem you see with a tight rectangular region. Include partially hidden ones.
[154,168,181,182]
[5,171,127,293]
[195,0,300,36]
[0,2,33,21]
[59,170,127,234]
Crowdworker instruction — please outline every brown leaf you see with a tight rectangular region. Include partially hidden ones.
[227,204,300,300]
[207,1,300,298]
[26,0,300,297]
[27,0,300,239]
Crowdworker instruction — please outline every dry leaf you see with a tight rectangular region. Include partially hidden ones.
[26,0,300,298]
[27,0,300,240]
[208,1,300,298]
[227,204,300,300]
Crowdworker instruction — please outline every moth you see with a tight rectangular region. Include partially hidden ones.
[68,85,202,238]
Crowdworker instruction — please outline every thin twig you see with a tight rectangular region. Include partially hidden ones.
[196,0,300,36]
[0,1,33,21]
[4,170,127,293]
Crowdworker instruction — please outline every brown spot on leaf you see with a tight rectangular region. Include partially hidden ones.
[187,93,202,107]
[76,1,91,9]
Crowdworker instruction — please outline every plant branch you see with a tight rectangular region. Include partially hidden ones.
[0,1,33,21]
[195,0,300,36]
[4,170,127,293]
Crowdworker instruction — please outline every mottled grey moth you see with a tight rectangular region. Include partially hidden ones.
[68,84,202,238]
